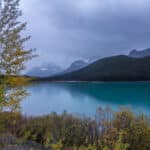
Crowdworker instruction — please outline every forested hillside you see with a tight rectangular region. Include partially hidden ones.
[43,55,150,81]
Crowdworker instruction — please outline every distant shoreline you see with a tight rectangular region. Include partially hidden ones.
[32,78,150,83]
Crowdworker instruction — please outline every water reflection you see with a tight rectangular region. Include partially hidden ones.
[0,77,28,112]
[22,82,150,116]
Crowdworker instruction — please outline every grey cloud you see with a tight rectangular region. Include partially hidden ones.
[20,0,150,68]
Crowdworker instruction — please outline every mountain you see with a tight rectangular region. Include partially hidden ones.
[27,63,62,77]
[88,55,102,63]
[129,48,150,58]
[42,55,150,81]
[64,60,88,73]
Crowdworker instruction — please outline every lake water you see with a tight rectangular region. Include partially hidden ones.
[22,82,150,117]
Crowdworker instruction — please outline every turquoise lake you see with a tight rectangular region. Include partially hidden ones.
[22,82,150,117]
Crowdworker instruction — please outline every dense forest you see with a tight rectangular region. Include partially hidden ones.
[42,55,150,81]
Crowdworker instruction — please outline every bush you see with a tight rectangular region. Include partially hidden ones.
[0,108,149,150]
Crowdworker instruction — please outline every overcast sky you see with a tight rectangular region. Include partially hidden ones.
[20,0,150,68]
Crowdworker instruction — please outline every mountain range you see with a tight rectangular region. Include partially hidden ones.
[63,60,88,73]
[32,48,150,81]
[27,60,88,77]
[40,55,150,81]
[27,64,62,77]
[128,48,150,58]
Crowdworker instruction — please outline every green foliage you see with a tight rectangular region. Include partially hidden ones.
[113,107,134,130]
[102,147,110,150]
[0,0,35,111]
[0,0,35,76]
[0,112,22,134]
[51,140,63,150]
[114,134,129,150]
[0,108,149,150]
[73,144,97,150]
[123,116,150,150]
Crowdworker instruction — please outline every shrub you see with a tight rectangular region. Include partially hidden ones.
[0,108,149,150]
